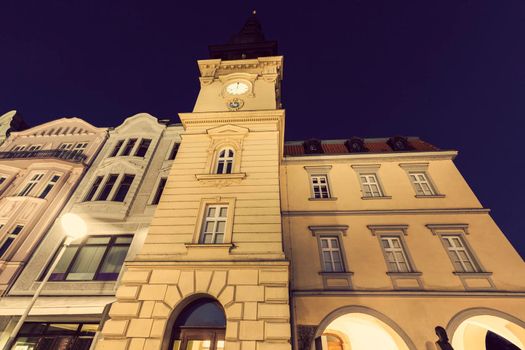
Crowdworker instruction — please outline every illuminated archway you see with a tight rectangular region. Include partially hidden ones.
[313,306,415,350]
[163,296,226,350]
[448,308,525,350]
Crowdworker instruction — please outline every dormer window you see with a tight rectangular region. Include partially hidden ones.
[303,139,323,154]
[215,148,234,174]
[345,137,367,153]
[387,136,413,151]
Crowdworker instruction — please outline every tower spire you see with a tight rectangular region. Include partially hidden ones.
[208,11,278,60]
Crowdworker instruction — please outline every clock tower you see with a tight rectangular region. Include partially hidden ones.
[97,13,290,350]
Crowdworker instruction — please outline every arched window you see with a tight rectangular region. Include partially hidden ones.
[215,148,234,174]
[170,298,225,350]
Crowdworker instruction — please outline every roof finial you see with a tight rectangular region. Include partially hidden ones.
[252,9,257,15]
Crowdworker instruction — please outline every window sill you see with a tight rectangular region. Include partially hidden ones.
[361,196,392,200]
[386,271,422,277]
[185,243,235,251]
[308,197,337,201]
[453,271,492,277]
[319,271,354,276]
[196,173,246,181]
[415,194,446,199]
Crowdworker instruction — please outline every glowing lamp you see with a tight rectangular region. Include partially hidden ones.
[61,213,87,240]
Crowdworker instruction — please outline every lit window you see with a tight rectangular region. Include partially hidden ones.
[38,175,61,199]
[112,174,135,202]
[151,177,167,205]
[215,149,234,174]
[18,174,44,196]
[441,235,479,273]
[0,225,24,258]
[120,139,137,156]
[200,205,228,244]
[359,174,383,197]
[134,139,151,157]
[409,172,435,196]
[168,142,180,160]
[109,140,124,157]
[96,174,119,201]
[380,236,412,272]
[310,175,331,199]
[320,236,344,272]
[84,176,103,201]
[13,322,97,350]
[48,235,132,281]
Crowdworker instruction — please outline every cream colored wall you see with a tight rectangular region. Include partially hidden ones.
[281,152,525,349]
[0,118,107,295]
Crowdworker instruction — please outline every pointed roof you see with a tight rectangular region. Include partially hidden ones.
[209,11,278,60]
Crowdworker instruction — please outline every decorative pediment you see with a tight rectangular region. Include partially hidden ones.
[97,158,144,174]
[207,124,249,137]
[12,117,105,138]
[112,113,165,136]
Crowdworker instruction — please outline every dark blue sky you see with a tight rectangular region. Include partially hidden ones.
[1,1,524,257]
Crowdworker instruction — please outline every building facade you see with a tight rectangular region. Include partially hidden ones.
[0,13,523,350]
[0,113,183,349]
[0,118,107,297]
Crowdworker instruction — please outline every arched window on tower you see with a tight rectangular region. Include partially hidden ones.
[169,298,226,350]
[215,148,234,174]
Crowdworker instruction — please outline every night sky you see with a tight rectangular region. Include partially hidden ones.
[1,1,524,258]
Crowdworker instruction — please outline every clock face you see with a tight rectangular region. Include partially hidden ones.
[226,82,249,95]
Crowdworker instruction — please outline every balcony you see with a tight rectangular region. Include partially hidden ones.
[0,149,86,162]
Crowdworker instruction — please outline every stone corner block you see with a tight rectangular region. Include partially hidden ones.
[139,284,168,301]
[127,318,154,338]
[109,302,141,319]
[122,270,151,284]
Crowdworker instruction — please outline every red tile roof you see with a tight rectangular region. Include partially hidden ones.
[284,137,440,156]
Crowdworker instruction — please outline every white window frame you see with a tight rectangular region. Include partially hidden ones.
[18,173,44,197]
[310,175,331,199]
[399,163,443,198]
[192,197,236,245]
[199,205,228,244]
[215,148,235,174]
[380,236,412,273]
[408,172,435,196]
[304,166,335,200]
[441,235,479,273]
[150,176,168,205]
[351,164,390,199]
[319,236,345,272]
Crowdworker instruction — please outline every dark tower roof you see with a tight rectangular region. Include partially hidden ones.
[208,11,278,60]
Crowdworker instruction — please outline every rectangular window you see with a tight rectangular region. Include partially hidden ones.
[168,142,180,160]
[0,177,6,186]
[96,174,118,201]
[109,140,124,157]
[441,235,479,273]
[151,177,167,205]
[320,236,344,272]
[134,139,151,157]
[0,225,24,258]
[70,142,88,158]
[310,175,331,199]
[18,173,44,196]
[112,174,135,202]
[59,143,73,150]
[49,235,132,281]
[200,205,228,244]
[13,322,97,350]
[84,176,103,201]
[359,174,383,197]
[27,145,42,151]
[120,139,137,156]
[38,175,61,199]
[409,172,435,196]
[380,236,412,272]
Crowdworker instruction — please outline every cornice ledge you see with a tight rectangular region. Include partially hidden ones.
[283,150,458,163]
[367,224,409,235]
[308,225,349,236]
[282,208,490,216]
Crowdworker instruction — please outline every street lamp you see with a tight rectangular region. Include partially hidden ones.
[3,213,87,350]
